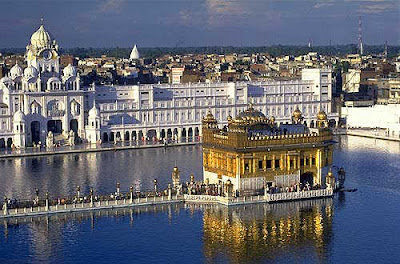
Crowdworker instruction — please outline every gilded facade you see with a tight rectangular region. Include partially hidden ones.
[202,105,333,193]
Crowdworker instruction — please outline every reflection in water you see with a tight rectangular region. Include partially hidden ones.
[0,146,203,199]
[203,199,333,263]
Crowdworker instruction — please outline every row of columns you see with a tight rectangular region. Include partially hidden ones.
[102,126,202,142]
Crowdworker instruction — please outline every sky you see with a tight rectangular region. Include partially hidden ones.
[0,0,399,48]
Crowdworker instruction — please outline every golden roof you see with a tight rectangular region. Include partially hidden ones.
[292,108,302,119]
[317,111,327,121]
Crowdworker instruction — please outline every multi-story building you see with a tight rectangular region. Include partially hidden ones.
[0,23,84,148]
[0,22,338,148]
[86,68,337,144]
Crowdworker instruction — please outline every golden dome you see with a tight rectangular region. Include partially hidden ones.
[270,116,276,123]
[317,111,327,121]
[292,108,302,119]
[203,110,216,122]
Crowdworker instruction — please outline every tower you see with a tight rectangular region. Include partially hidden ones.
[358,16,364,56]
[13,110,26,148]
[86,105,101,144]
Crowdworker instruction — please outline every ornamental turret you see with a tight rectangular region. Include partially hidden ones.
[86,105,101,144]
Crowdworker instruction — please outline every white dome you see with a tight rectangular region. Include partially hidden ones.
[13,110,25,122]
[89,105,100,117]
[0,76,12,84]
[24,66,38,79]
[10,64,23,79]
[63,64,77,77]
[30,25,52,49]
[130,45,140,60]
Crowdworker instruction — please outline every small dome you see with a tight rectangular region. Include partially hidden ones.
[236,104,266,120]
[317,111,327,120]
[203,110,216,122]
[30,24,52,49]
[13,110,25,122]
[10,64,23,79]
[89,105,100,117]
[292,108,302,119]
[130,45,140,60]
[63,64,77,77]
[0,76,12,84]
[24,66,38,79]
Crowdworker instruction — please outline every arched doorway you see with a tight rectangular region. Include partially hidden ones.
[70,119,78,136]
[300,172,314,186]
[31,121,41,144]
[132,131,137,140]
[125,131,130,141]
[110,132,115,142]
[6,138,12,148]
[147,130,156,140]
[47,120,62,134]
[0,139,5,149]
[310,120,315,128]
[103,132,109,142]
[181,128,187,138]
[160,129,166,139]
[167,129,172,139]
[138,130,144,140]
[195,127,199,137]
[116,132,121,140]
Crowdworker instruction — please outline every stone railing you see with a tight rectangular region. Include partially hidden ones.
[265,188,333,202]
[1,195,184,218]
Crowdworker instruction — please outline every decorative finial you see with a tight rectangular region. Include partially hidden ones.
[40,17,44,26]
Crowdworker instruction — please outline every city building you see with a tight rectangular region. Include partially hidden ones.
[0,21,339,148]
[201,105,333,194]
[87,68,338,144]
[0,22,84,148]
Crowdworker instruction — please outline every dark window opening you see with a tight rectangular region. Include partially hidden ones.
[258,160,263,170]
[267,160,272,169]
[275,159,280,169]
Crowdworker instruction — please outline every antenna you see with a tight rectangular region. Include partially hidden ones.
[358,16,363,55]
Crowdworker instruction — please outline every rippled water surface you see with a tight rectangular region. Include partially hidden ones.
[0,136,399,264]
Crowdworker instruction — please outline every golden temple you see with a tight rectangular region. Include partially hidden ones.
[202,105,334,195]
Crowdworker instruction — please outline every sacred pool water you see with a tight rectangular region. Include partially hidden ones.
[0,135,399,263]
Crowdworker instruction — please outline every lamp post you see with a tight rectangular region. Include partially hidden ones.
[35,188,39,204]
[130,185,134,203]
[168,183,172,200]
[45,191,49,211]
[116,182,120,196]
[3,196,7,216]
[76,185,81,200]
[153,179,158,195]
[90,188,94,207]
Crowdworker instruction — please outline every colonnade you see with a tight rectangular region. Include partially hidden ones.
[0,137,13,149]
[100,125,202,143]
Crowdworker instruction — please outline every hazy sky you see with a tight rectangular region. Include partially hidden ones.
[0,0,399,48]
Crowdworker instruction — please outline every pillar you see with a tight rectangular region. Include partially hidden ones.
[130,186,134,203]
[3,196,8,216]
[45,192,49,212]
[168,184,172,200]
[90,188,94,207]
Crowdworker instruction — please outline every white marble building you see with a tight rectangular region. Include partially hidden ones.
[0,23,84,148]
[86,68,338,144]
[0,22,338,148]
